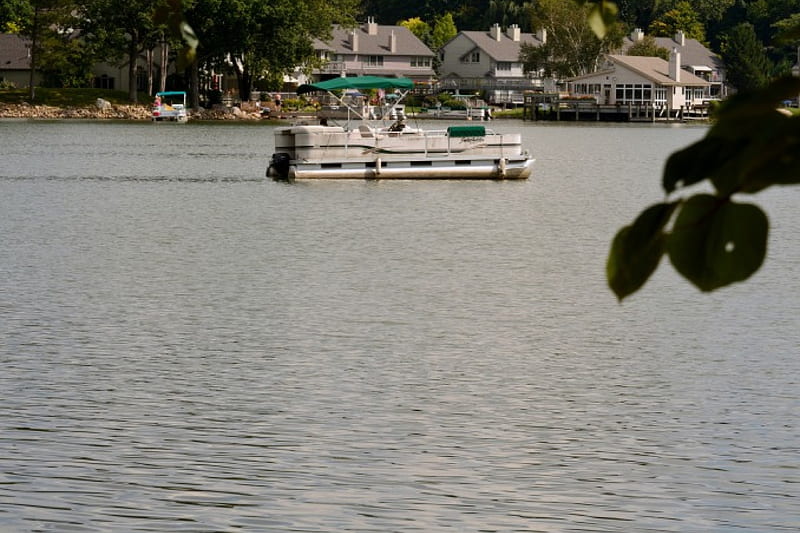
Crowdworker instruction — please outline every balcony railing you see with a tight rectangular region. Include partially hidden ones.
[317,62,345,73]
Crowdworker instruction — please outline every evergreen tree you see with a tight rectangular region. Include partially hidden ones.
[721,22,772,92]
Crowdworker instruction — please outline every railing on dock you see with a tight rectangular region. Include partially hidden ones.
[523,94,698,123]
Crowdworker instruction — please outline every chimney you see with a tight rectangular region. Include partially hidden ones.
[632,28,644,42]
[536,28,547,44]
[351,30,359,52]
[365,17,378,36]
[490,23,502,42]
[389,30,396,53]
[507,24,521,42]
[669,47,681,82]
[674,30,685,46]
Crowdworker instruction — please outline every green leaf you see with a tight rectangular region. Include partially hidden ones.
[667,195,769,292]
[665,79,800,197]
[607,202,678,301]
[585,1,619,39]
[663,136,743,194]
[710,77,800,139]
[716,117,800,194]
[153,0,197,71]
[177,21,198,70]
[587,8,607,38]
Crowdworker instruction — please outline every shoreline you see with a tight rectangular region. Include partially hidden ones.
[0,102,273,121]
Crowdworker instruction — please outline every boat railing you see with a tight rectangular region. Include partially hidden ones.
[365,126,507,158]
[336,124,510,158]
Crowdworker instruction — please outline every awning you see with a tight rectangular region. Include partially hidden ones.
[297,76,414,94]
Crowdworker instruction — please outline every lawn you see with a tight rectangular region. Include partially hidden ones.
[0,88,147,106]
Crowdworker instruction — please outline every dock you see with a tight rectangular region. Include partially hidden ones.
[522,94,710,123]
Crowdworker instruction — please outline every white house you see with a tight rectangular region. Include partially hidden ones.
[438,24,546,105]
[567,50,710,110]
[305,18,436,86]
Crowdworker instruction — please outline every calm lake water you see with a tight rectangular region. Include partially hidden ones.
[1,119,798,532]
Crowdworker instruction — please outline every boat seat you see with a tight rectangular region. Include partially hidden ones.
[359,124,374,138]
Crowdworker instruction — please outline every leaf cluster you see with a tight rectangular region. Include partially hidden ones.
[607,77,800,300]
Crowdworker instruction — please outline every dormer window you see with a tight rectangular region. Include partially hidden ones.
[461,51,480,63]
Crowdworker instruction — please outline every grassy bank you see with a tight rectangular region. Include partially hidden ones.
[0,88,147,107]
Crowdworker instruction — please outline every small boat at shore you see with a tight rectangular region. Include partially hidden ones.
[266,76,534,181]
[151,91,188,123]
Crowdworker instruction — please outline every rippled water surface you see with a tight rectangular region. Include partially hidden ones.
[1,119,798,532]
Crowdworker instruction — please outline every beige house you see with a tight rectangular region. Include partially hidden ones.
[0,32,181,96]
[567,50,710,110]
[624,29,727,100]
[306,18,436,86]
[438,24,547,105]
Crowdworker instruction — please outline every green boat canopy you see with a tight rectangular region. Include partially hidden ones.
[297,76,414,94]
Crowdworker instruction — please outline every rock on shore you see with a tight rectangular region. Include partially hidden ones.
[0,102,267,121]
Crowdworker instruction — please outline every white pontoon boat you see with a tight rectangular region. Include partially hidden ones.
[152,91,188,122]
[266,77,534,180]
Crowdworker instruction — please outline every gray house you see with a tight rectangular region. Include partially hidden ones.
[306,18,436,86]
[0,34,40,88]
[623,28,727,100]
[438,24,546,105]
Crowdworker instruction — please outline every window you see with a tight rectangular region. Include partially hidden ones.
[614,83,654,104]
[462,51,480,63]
[410,56,431,68]
[94,74,114,90]
[364,56,383,67]
[135,66,147,92]
[496,62,511,71]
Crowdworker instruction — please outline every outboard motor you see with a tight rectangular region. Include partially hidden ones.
[267,152,291,179]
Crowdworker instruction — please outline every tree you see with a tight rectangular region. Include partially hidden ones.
[691,0,735,25]
[430,13,457,52]
[0,0,32,32]
[616,0,661,30]
[520,0,624,79]
[80,0,166,102]
[12,0,94,98]
[721,22,772,93]
[186,0,358,102]
[483,1,533,32]
[627,34,670,60]
[398,17,431,46]
[649,1,706,42]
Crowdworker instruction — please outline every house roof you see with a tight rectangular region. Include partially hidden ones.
[570,55,710,86]
[456,30,543,62]
[622,35,723,71]
[0,34,31,70]
[313,24,434,57]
